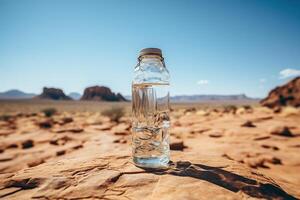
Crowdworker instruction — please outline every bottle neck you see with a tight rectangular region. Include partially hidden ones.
[138,55,165,68]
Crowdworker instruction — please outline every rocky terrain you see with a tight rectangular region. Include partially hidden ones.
[261,77,300,108]
[36,87,72,101]
[0,104,299,199]
[0,78,299,199]
[81,86,126,102]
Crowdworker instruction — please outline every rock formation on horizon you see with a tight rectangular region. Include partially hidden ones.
[80,86,126,101]
[36,87,72,100]
[261,76,300,108]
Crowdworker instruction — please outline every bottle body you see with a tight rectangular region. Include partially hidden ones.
[132,51,170,168]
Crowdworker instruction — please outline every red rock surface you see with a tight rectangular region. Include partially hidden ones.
[261,77,300,108]
[0,106,300,199]
[81,86,126,101]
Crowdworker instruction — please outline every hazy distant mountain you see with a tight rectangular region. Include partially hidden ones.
[124,94,259,102]
[69,92,81,100]
[124,95,132,101]
[171,94,258,102]
[0,89,36,99]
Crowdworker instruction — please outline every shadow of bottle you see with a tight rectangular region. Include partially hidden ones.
[142,160,297,200]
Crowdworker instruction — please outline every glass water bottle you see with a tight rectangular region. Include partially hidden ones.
[132,48,170,169]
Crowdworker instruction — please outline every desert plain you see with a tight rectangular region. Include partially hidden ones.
[0,99,299,200]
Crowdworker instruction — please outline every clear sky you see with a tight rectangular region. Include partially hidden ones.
[0,0,300,98]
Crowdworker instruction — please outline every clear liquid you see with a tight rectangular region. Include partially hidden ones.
[132,83,170,168]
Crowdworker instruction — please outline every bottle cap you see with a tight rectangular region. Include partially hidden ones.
[139,48,163,58]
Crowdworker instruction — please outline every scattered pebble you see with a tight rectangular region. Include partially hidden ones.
[114,131,129,136]
[38,120,53,129]
[267,157,282,165]
[61,117,73,125]
[261,144,279,151]
[222,153,234,160]
[22,140,34,149]
[72,144,83,149]
[50,136,72,145]
[241,120,256,128]
[170,139,186,151]
[113,138,127,144]
[253,136,270,141]
[56,150,66,156]
[209,132,223,138]
[269,126,294,137]
[7,143,18,149]
[50,140,59,145]
[245,156,282,169]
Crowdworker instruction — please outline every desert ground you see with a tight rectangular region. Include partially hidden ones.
[0,100,299,199]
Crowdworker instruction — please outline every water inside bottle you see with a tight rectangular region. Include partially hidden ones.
[132,82,170,168]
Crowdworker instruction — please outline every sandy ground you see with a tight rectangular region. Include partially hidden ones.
[0,102,299,199]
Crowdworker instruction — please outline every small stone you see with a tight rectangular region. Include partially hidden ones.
[113,138,127,144]
[68,127,84,133]
[50,140,59,145]
[56,150,66,156]
[170,139,185,151]
[22,140,34,149]
[267,157,282,165]
[253,136,270,141]
[261,144,279,151]
[114,131,129,136]
[245,158,269,169]
[208,130,223,138]
[50,136,72,145]
[72,144,83,149]
[241,120,256,128]
[269,126,294,137]
[61,117,73,124]
[38,120,53,129]
[7,143,18,149]
[273,107,282,113]
[222,153,234,160]
[113,139,119,143]
[209,133,223,138]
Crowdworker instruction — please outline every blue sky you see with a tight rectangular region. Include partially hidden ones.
[0,0,299,98]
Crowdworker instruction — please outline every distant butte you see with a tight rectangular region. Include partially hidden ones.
[80,86,126,101]
[36,87,72,100]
